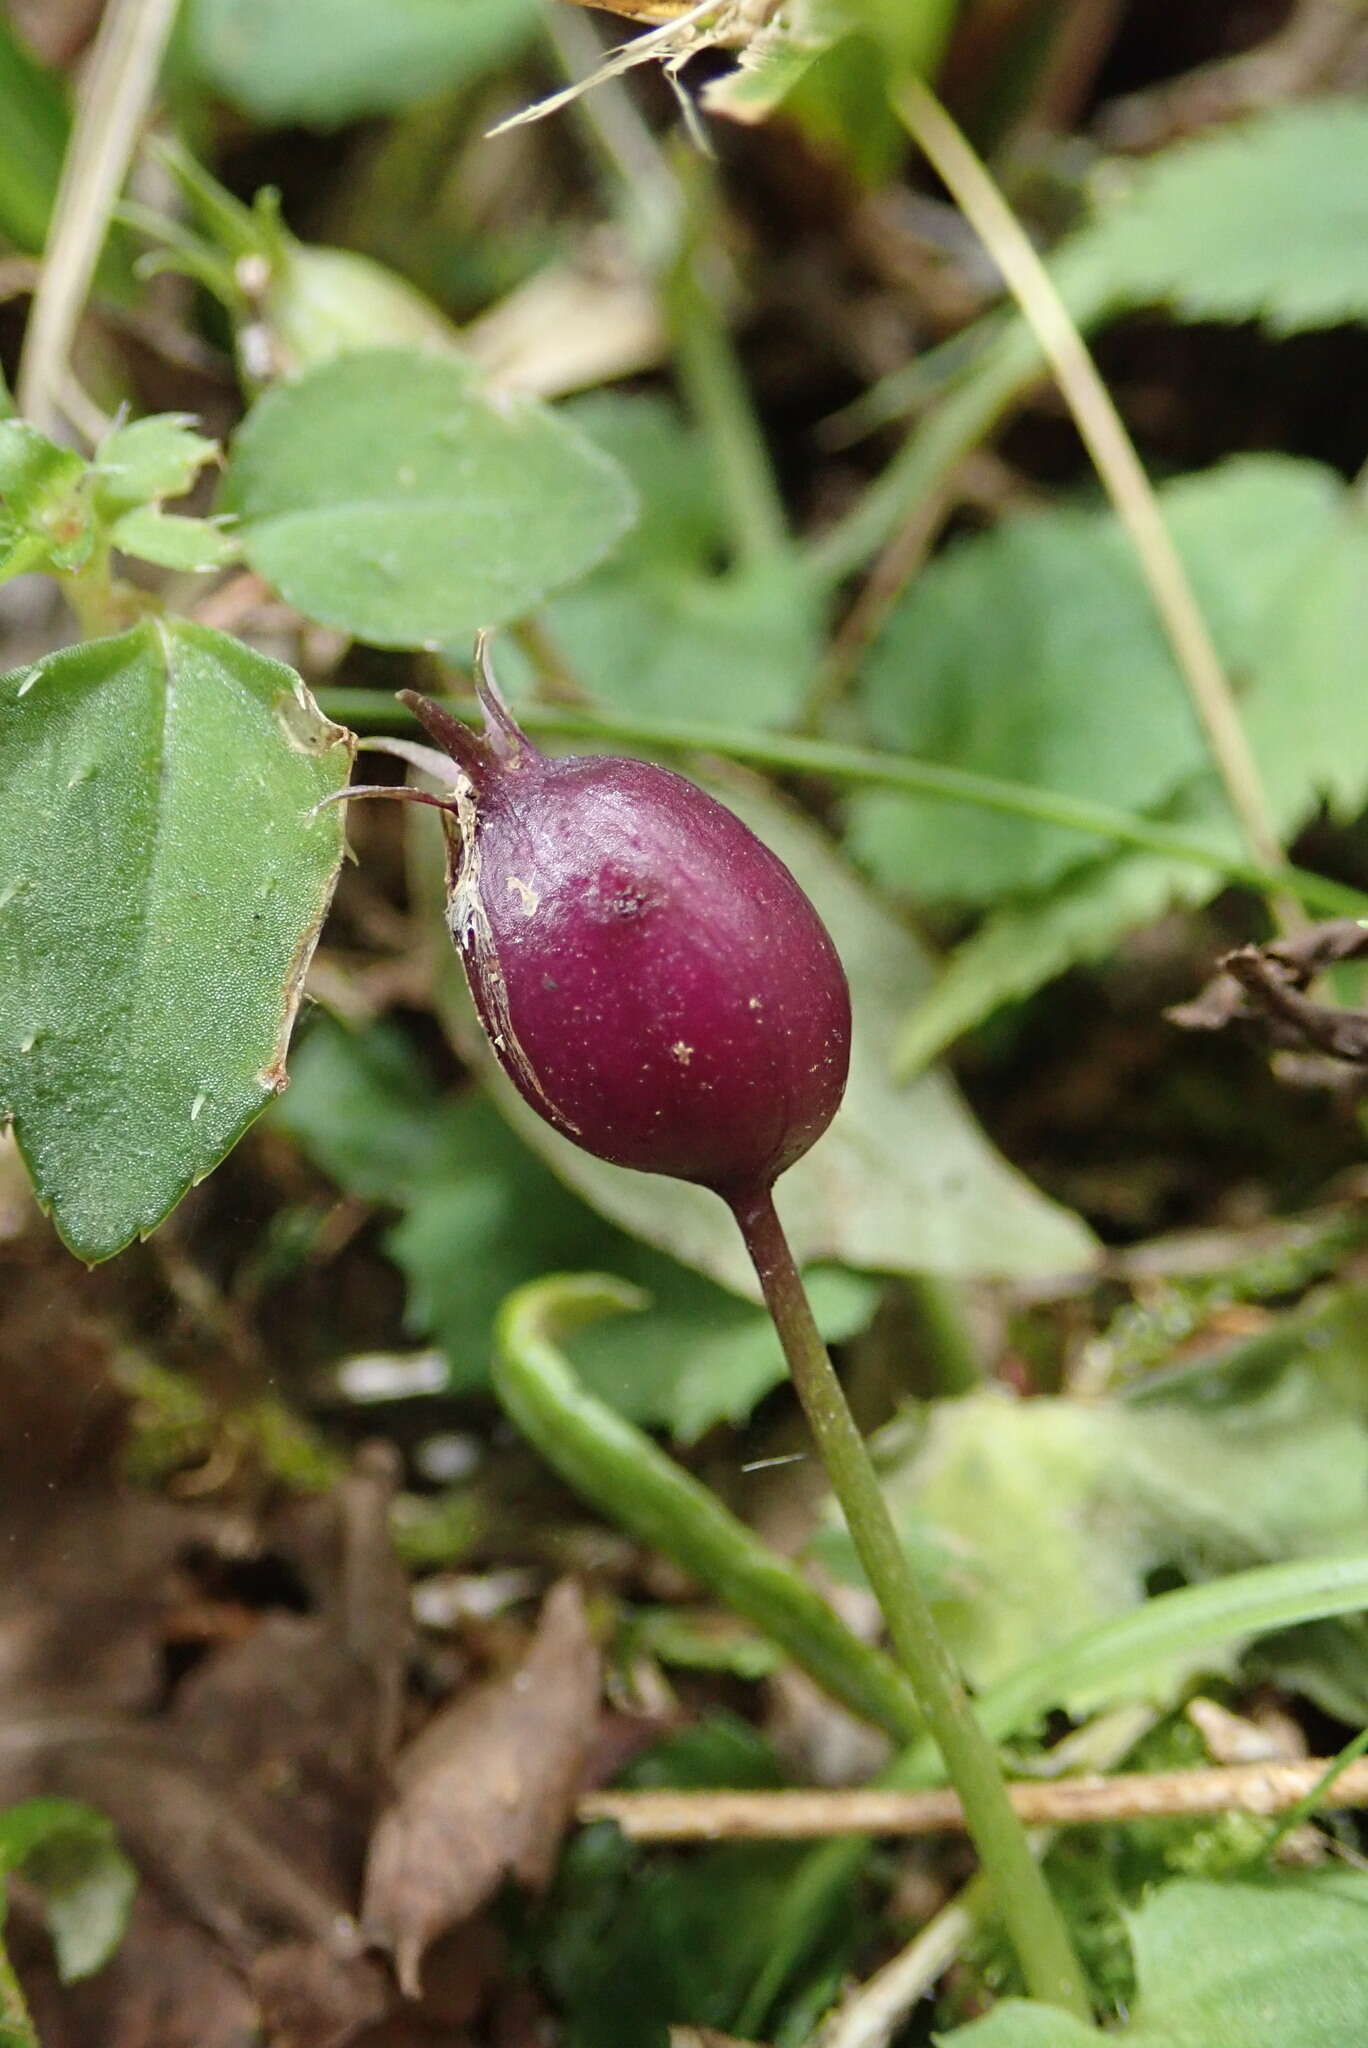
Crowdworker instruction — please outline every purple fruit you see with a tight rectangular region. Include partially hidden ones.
[397,639,850,1202]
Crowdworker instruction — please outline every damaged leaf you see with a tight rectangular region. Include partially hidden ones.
[0,621,353,1259]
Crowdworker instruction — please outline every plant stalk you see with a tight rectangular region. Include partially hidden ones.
[17,0,181,434]
[668,256,788,567]
[730,1183,1092,2022]
[890,74,1285,883]
[318,687,1368,925]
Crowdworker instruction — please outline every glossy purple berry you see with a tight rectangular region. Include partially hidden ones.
[396,639,851,1203]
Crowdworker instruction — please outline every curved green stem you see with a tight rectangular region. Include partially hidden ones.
[318,687,1368,924]
[731,1186,1092,2022]
[493,1274,924,1743]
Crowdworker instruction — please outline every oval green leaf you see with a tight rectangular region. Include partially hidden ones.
[219,349,638,649]
[0,619,353,1259]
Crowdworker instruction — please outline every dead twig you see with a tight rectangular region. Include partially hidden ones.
[581,1753,1368,1841]
[1169,919,1368,1067]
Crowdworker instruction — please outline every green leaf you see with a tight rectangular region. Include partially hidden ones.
[273,1017,610,1390]
[0,418,92,579]
[1078,98,1368,338]
[445,780,1095,1290]
[884,469,1368,1072]
[626,1608,783,1682]
[1243,496,1368,821]
[271,1012,458,1206]
[0,1799,135,1984]
[384,1093,609,1391]
[0,418,85,514]
[937,2005,1099,2046]
[220,349,637,649]
[109,506,240,573]
[822,1366,1368,1702]
[0,518,50,584]
[571,1262,878,1443]
[850,458,1342,907]
[260,243,461,380]
[0,411,228,585]
[539,1719,858,2047]
[0,621,353,1260]
[779,32,908,182]
[276,1015,879,1436]
[91,413,219,517]
[940,1875,1368,2045]
[545,396,823,729]
[981,1553,1368,1746]
[183,0,541,125]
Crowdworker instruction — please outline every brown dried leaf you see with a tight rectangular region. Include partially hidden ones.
[362,1579,600,1997]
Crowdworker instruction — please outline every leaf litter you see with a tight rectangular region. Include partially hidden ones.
[0,1220,605,2045]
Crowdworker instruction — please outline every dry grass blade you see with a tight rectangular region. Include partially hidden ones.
[891,75,1288,885]
[16,0,180,433]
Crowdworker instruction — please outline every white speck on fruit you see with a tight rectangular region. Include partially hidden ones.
[671,1042,693,1064]
[506,874,540,917]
